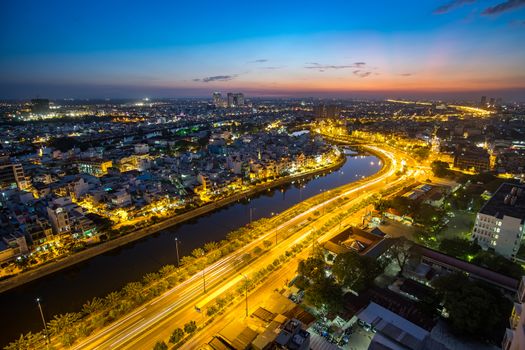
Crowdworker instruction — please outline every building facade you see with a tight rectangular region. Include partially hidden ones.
[503,277,525,350]
[472,183,525,259]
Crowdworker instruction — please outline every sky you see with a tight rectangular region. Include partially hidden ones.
[1,0,525,100]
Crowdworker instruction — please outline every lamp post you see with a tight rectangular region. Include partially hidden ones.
[311,229,316,256]
[202,252,206,293]
[249,207,255,224]
[36,298,49,345]
[174,237,180,267]
[240,274,248,317]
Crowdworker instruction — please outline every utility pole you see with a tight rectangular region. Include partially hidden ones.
[202,252,206,293]
[311,229,316,256]
[202,268,206,293]
[240,274,248,317]
[249,207,255,224]
[36,298,49,346]
[174,237,180,267]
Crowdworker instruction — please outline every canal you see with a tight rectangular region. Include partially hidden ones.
[0,151,381,346]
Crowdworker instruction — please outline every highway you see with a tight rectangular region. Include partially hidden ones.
[65,144,419,349]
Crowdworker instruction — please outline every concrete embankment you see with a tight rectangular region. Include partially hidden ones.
[0,155,346,293]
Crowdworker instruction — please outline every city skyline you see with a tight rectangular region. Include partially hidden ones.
[2,0,525,100]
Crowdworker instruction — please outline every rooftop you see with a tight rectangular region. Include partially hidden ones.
[479,182,525,221]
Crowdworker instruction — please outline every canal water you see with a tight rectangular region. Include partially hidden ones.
[0,151,381,346]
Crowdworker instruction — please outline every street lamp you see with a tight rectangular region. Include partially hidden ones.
[311,229,316,256]
[202,251,206,293]
[36,298,49,345]
[174,237,180,267]
[239,273,248,317]
[249,207,256,224]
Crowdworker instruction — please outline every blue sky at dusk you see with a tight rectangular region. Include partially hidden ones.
[1,0,525,100]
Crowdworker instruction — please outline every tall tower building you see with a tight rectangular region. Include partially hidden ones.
[31,98,50,114]
[212,92,222,107]
[480,96,487,106]
[313,104,341,119]
[227,93,244,107]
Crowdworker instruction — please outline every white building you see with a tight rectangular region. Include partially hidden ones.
[47,205,71,235]
[503,277,525,350]
[472,183,525,259]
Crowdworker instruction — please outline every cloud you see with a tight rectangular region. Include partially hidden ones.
[305,62,368,71]
[433,0,476,14]
[399,73,413,77]
[261,66,284,70]
[249,59,268,63]
[193,75,237,83]
[482,0,525,15]
[353,70,372,78]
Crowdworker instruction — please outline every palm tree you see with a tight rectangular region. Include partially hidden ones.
[4,334,29,350]
[123,282,143,302]
[180,256,195,266]
[169,328,185,344]
[203,241,219,252]
[158,264,176,277]
[143,272,159,285]
[105,291,120,306]
[47,312,80,337]
[191,248,205,259]
[82,297,104,315]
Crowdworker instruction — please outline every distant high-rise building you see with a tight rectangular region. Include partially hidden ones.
[480,96,487,106]
[31,98,50,114]
[313,104,341,119]
[496,97,503,106]
[227,93,244,107]
[212,92,222,107]
[489,97,495,106]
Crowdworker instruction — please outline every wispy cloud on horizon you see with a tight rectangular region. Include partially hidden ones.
[249,59,268,63]
[353,70,372,78]
[482,0,525,15]
[193,75,237,83]
[305,62,368,72]
[433,0,476,14]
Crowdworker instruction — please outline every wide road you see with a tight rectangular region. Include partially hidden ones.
[66,145,414,349]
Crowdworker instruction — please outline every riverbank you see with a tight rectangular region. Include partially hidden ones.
[0,154,346,294]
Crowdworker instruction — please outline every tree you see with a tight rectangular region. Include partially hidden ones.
[389,238,412,273]
[184,320,197,334]
[153,340,168,350]
[204,241,219,252]
[332,251,383,292]
[105,291,120,306]
[263,240,272,249]
[169,328,185,344]
[432,273,512,343]
[180,255,195,266]
[431,161,450,178]
[438,238,480,260]
[159,264,176,277]
[471,251,524,279]
[82,297,104,315]
[123,281,143,301]
[143,272,160,285]
[47,312,81,337]
[304,276,343,313]
[191,248,205,259]
[297,256,326,282]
